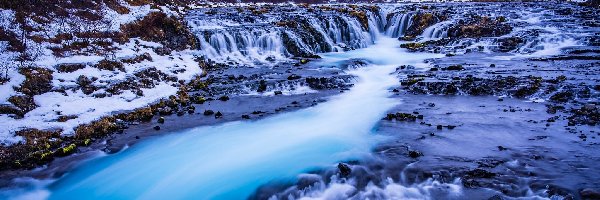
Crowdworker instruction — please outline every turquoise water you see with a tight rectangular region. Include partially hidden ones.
[21,36,440,200]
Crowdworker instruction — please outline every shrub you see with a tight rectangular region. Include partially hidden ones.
[120,12,196,50]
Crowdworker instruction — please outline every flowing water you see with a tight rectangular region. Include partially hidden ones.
[10,36,439,200]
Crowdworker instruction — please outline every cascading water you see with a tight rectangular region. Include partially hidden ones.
[384,12,413,38]
[420,20,452,41]
[188,6,381,64]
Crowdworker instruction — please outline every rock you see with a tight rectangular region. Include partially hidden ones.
[580,188,600,200]
[337,163,351,177]
[447,16,512,38]
[437,125,443,129]
[218,95,230,101]
[287,74,302,80]
[203,110,214,115]
[445,65,464,71]
[242,115,250,119]
[497,146,508,151]
[400,42,425,51]
[497,37,525,52]
[409,150,423,158]
[550,91,574,103]
[257,80,268,93]
[153,126,160,130]
[274,91,283,95]
[158,107,172,115]
[157,117,165,124]
[465,169,495,178]
[215,111,223,119]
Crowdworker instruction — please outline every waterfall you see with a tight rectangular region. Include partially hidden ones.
[384,12,414,38]
[420,20,453,41]
[188,7,380,65]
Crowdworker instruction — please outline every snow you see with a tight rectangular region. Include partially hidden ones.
[104,4,154,32]
[0,38,202,144]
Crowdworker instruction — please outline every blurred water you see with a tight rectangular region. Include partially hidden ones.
[36,36,441,200]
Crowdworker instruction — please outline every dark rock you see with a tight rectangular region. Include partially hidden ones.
[274,91,283,95]
[242,115,250,119]
[445,65,464,71]
[337,163,351,177]
[287,74,302,80]
[580,188,600,200]
[157,117,165,124]
[409,150,423,158]
[215,111,223,118]
[218,95,230,101]
[465,169,495,178]
[203,110,214,115]
[153,126,160,130]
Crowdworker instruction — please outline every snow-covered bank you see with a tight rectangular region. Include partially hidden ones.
[0,1,204,144]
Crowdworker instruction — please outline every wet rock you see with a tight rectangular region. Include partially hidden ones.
[497,37,525,52]
[550,91,574,103]
[400,42,425,51]
[153,126,160,130]
[287,74,302,80]
[158,107,173,115]
[337,163,351,177]
[444,65,464,71]
[447,16,512,38]
[157,117,165,124]
[465,169,496,179]
[215,111,223,119]
[218,95,230,101]
[384,112,419,121]
[568,104,599,126]
[405,12,447,37]
[242,115,250,119]
[580,188,600,200]
[274,91,283,95]
[203,110,214,116]
[257,80,268,93]
[408,150,423,158]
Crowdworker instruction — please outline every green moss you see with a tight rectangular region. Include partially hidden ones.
[40,152,53,160]
[83,139,91,146]
[62,144,77,155]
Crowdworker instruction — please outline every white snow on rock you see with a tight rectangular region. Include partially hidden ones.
[0,38,202,145]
